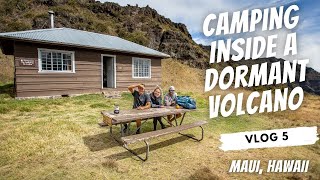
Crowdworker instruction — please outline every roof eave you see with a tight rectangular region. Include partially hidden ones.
[0,36,171,59]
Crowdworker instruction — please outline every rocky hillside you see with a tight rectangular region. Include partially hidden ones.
[0,0,319,95]
[227,57,320,95]
[0,0,209,68]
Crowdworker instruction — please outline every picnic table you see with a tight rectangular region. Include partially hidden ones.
[101,106,207,161]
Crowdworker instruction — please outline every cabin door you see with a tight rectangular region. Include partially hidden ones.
[102,55,116,88]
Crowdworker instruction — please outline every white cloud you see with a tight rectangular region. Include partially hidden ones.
[193,37,210,46]
[296,32,320,72]
[295,11,320,71]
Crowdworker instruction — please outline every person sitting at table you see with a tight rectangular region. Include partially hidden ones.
[164,86,182,126]
[150,86,166,130]
[127,83,151,134]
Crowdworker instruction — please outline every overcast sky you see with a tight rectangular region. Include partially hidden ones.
[101,0,320,71]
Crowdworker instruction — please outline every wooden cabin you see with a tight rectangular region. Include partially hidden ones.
[0,28,169,98]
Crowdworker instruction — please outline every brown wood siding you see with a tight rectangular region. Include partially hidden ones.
[14,41,162,97]
[115,54,162,90]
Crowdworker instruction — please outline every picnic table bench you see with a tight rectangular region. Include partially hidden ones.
[101,107,207,161]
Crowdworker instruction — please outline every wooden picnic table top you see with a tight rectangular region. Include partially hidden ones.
[101,107,194,124]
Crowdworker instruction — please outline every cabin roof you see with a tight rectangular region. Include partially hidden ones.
[0,28,170,58]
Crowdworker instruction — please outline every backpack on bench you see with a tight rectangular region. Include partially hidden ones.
[176,96,197,109]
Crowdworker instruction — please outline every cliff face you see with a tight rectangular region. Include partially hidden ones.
[0,0,209,68]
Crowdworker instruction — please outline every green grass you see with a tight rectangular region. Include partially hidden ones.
[0,77,319,179]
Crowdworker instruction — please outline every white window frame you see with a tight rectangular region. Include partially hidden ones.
[132,57,151,78]
[38,48,75,73]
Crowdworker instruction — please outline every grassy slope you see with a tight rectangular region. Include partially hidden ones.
[0,59,319,179]
[0,51,14,84]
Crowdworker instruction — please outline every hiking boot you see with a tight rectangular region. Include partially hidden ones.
[121,124,128,134]
[121,127,128,134]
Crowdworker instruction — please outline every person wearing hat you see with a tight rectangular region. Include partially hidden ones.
[164,86,182,125]
[127,83,151,134]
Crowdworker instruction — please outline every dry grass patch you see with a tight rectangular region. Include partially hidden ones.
[162,58,204,93]
[0,59,319,179]
[0,51,14,83]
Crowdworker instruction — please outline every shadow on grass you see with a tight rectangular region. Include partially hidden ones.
[0,83,14,97]
[83,133,120,151]
[104,135,192,161]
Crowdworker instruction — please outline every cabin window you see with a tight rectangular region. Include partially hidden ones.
[38,49,75,73]
[132,57,151,78]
